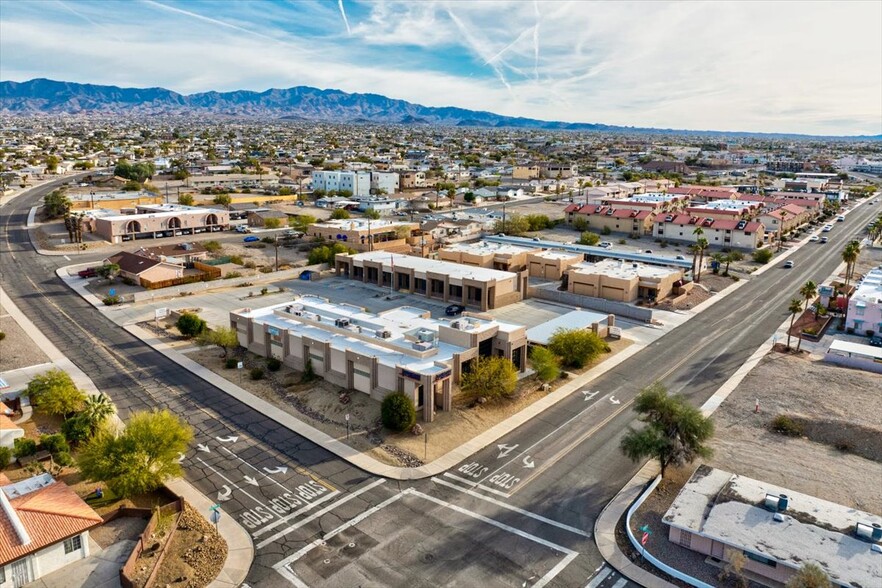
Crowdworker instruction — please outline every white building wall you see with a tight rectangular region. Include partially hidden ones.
[371,172,400,195]
[0,532,91,586]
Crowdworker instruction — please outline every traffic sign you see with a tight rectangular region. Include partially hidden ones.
[210,509,221,525]
[641,532,649,546]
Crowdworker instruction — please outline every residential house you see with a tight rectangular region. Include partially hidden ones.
[512,164,541,180]
[0,404,23,450]
[247,209,288,228]
[106,251,184,285]
[0,473,103,586]
[308,219,418,253]
[133,243,209,266]
[400,171,427,189]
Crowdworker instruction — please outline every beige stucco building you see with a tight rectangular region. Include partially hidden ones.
[230,296,527,422]
[566,259,683,303]
[67,190,163,211]
[92,204,229,244]
[526,250,583,281]
[438,241,538,272]
[309,219,419,253]
[335,251,526,311]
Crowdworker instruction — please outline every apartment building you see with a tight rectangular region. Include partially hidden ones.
[564,204,655,236]
[512,163,541,180]
[334,251,526,311]
[230,296,527,422]
[92,204,230,244]
[664,466,881,588]
[846,267,882,335]
[311,170,372,196]
[667,185,739,201]
[599,193,690,214]
[653,214,765,249]
[685,200,761,221]
[400,171,427,189]
[308,219,419,253]
[757,203,813,236]
[566,259,683,303]
[370,171,400,195]
[186,173,279,190]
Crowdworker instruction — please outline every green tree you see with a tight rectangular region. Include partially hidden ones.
[43,188,70,218]
[25,369,86,416]
[96,263,120,281]
[364,208,381,220]
[289,215,317,232]
[572,217,589,231]
[752,248,773,264]
[308,242,353,265]
[176,312,207,338]
[45,154,61,172]
[494,213,530,236]
[196,326,240,358]
[80,393,115,433]
[264,217,282,229]
[460,356,518,401]
[178,193,195,206]
[547,329,606,368]
[620,382,714,478]
[530,346,560,382]
[114,160,155,183]
[579,231,601,246]
[330,208,351,220]
[723,250,743,275]
[77,409,193,498]
[213,193,232,207]
[525,214,552,231]
[0,446,11,470]
[380,392,417,432]
[787,298,803,349]
[785,563,831,588]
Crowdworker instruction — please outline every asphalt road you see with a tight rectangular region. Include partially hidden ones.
[2,177,877,588]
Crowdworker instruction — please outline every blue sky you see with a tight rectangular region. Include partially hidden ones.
[1,0,880,135]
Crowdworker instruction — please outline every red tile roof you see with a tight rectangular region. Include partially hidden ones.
[0,480,102,565]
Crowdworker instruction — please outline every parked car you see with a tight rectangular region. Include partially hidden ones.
[837,215,845,222]
[599,242,613,249]
[235,225,251,233]
[243,236,260,242]
[822,225,833,232]
[869,335,882,348]
[809,235,820,242]
[77,267,97,278]
[284,230,304,238]
[820,237,828,244]
[783,260,794,268]
[445,304,466,316]
[675,255,686,260]
[644,249,653,254]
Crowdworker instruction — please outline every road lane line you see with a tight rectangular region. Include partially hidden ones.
[610,577,628,588]
[585,565,612,588]
[442,472,513,498]
[221,446,337,493]
[250,490,340,538]
[534,552,578,588]
[255,478,385,549]
[196,457,268,507]
[432,476,591,538]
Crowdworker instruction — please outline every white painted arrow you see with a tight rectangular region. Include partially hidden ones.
[197,444,210,453]
[215,435,239,443]
[177,453,186,463]
[583,390,600,402]
[217,485,232,501]
[497,443,519,459]
[609,396,621,405]
[243,475,259,487]
[522,455,535,469]
[263,466,289,475]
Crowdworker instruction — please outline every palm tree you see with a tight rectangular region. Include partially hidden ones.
[695,237,709,283]
[723,250,743,276]
[81,393,115,432]
[841,240,861,315]
[787,298,802,350]
[799,280,817,312]
[691,226,705,281]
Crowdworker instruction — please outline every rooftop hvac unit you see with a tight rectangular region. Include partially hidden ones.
[377,330,392,339]
[335,318,350,328]
[412,341,433,352]
[764,493,789,512]
[450,321,461,330]
[417,329,435,343]
[606,209,614,215]
[703,218,714,226]
[773,513,785,523]
[855,522,882,542]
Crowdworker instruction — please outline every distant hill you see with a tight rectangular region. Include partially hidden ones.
[2,78,879,140]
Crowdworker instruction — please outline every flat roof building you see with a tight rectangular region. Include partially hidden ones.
[334,251,526,311]
[67,190,163,211]
[439,241,538,273]
[566,259,684,303]
[664,466,882,588]
[92,204,229,244]
[230,296,527,422]
[309,219,419,253]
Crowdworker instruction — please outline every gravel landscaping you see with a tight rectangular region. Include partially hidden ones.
[0,301,51,370]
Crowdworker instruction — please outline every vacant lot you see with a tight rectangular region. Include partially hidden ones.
[705,352,882,513]
[0,302,51,370]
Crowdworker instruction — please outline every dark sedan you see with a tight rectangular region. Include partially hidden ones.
[445,304,466,316]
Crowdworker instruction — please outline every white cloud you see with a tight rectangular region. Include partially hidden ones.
[1,0,879,135]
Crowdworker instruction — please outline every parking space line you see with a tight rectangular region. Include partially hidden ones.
[432,476,591,538]
[255,478,385,549]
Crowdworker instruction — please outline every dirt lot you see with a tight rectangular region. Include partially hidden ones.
[150,502,227,588]
[0,302,51,370]
[705,352,882,513]
[178,330,631,466]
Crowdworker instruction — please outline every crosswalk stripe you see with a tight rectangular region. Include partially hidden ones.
[585,565,613,588]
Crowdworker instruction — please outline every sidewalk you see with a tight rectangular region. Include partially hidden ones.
[0,285,254,588]
[593,256,854,587]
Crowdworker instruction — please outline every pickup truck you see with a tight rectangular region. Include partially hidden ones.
[77,267,97,278]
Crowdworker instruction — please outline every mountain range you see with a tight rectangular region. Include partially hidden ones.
[2,78,879,140]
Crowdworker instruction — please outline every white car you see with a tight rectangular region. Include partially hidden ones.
[599,241,613,249]
[836,215,845,222]
[809,235,820,242]
[822,225,833,232]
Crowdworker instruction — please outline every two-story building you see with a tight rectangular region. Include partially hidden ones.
[653,214,766,249]
[846,267,882,335]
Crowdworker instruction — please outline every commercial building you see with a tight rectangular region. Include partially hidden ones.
[67,190,163,211]
[186,173,279,190]
[0,473,103,586]
[664,466,882,588]
[230,296,527,422]
[526,250,583,281]
[565,259,683,303]
[846,266,882,334]
[92,204,229,244]
[653,214,765,249]
[309,219,418,253]
[334,251,526,311]
[600,192,690,213]
[667,185,739,201]
[439,241,537,272]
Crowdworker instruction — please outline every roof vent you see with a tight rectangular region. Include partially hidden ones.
[764,493,789,512]
[773,513,785,522]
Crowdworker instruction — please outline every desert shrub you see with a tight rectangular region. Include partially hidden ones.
[267,357,282,371]
[229,255,244,265]
[601,225,612,235]
[579,231,600,246]
[244,261,257,269]
[53,451,74,467]
[225,358,239,369]
[618,238,626,244]
[204,240,222,252]
[61,416,92,445]
[102,295,121,306]
[176,312,207,338]
[302,358,316,382]
[834,439,852,452]
[381,392,417,432]
[224,271,243,279]
[13,438,37,459]
[0,331,5,341]
[771,414,803,437]
[752,249,773,264]
[250,367,264,380]
[39,433,70,456]
[0,446,11,468]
